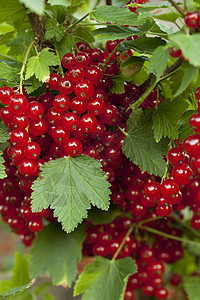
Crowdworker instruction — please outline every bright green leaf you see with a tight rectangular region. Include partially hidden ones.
[45,18,65,42]
[0,252,32,297]
[25,48,59,82]
[91,5,145,26]
[19,0,45,15]
[178,110,196,143]
[0,152,6,179]
[124,35,166,54]
[0,0,26,28]
[0,62,20,83]
[110,75,125,94]
[74,257,137,300]
[0,31,15,46]
[31,155,111,233]
[29,223,86,286]
[170,32,200,67]
[122,109,168,176]
[148,45,170,80]
[54,34,75,60]
[152,98,189,142]
[155,12,181,23]
[183,277,200,300]
[174,64,199,97]
[0,128,9,144]
[92,26,139,41]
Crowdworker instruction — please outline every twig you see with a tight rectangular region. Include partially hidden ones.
[168,0,185,16]
[106,0,112,4]
[163,56,184,76]
[112,225,134,261]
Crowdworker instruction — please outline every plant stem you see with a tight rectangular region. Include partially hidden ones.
[138,216,163,226]
[104,45,119,64]
[172,214,200,239]
[190,85,198,110]
[106,0,112,4]
[112,225,134,261]
[19,40,35,94]
[168,0,184,16]
[141,225,200,247]
[55,49,64,77]
[117,126,128,137]
[66,13,90,32]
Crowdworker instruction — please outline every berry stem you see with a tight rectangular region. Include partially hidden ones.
[168,0,184,16]
[138,216,163,226]
[104,44,119,64]
[111,224,134,261]
[172,213,200,239]
[141,225,200,247]
[55,49,64,77]
[117,126,128,137]
[19,39,35,94]
[66,13,90,32]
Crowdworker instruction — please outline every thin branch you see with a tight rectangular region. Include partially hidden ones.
[20,40,35,94]
[168,0,185,16]
[163,56,184,76]
[106,0,112,5]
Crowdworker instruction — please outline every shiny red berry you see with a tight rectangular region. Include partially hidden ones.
[64,138,83,156]
[9,94,28,115]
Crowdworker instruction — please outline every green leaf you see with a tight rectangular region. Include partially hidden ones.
[25,48,59,82]
[174,64,199,97]
[0,152,6,179]
[19,0,45,15]
[74,27,95,44]
[91,5,145,26]
[0,0,26,28]
[0,252,32,297]
[170,32,200,67]
[29,223,85,286]
[124,35,166,54]
[24,76,44,94]
[74,257,137,300]
[45,18,65,42]
[155,12,180,23]
[183,277,200,300]
[0,128,9,144]
[171,250,196,276]
[92,25,139,41]
[0,62,20,83]
[110,75,125,94]
[54,34,75,60]
[148,45,170,80]
[88,207,120,225]
[152,98,189,142]
[31,155,111,233]
[122,109,168,176]
[178,110,196,143]
[0,31,15,46]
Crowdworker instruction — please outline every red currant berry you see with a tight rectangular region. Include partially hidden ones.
[62,53,75,69]
[172,163,193,185]
[74,52,90,68]
[10,129,29,146]
[64,138,83,156]
[53,94,70,112]
[29,118,48,136]
[11,146,25,160]
[70,97,87,114]
[87,97,106,115]
[13,114,29,129]
[190,113,200,132]
[0,86,15,104]
[169,47,182,58]
[69,67,85,82]
[0,106,14,125]
[160,178,179,199]
[183,134,200,157]
[88,48,104,65]
[51,126,70,143]
[58,78,74,95]
[85,65,103,83]
[27,101,44,120]
[75,79,94,99]
[19,158,38,176]
[38,93,54,112]
[47,107,63,124]
[154,287,168,299]
[185,11,200,28]
[24,142,41,159]
[80,114,98,132]
[168,147,184,165]
[28,216,43,232]
[144,181,161,199]
[62,112,80,131]
[76,41,89,52]
[9,94,28,115]
[48,73,61,90]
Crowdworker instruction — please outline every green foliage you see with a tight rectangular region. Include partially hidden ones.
[54,34,75,59]
[124,36,166,54]
[0,31,15,46]
[25,48,59,82]
[0,252,33,298]
[45,18,65,42]
[183,277,200,300]
[0,0,26,28]
[19,0,45,15]
[88,207,121,225]
[24,75,44,94]
[74,257,137,300]
[170,33,200,67]
[0,62,20,83]
[92,25,139,41]
[178,110,196,142]
[148,46,170,80]
[29,223,86,286]
[122,109,168,176]
[110,75,125,94]
[31,155,111,233]
[152,98,189,142]
[91,5,145,26]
